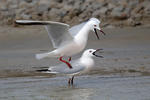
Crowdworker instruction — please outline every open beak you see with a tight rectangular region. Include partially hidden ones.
[100,30,106,35]
[94,28,100,40]
[94,28,106,40]
[92,49,104,58]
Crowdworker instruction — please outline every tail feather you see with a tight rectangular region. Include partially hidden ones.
[35,51,56,60]
[36,52,49,60]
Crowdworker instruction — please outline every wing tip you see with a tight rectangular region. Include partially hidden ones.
[36,68,58,74]
[15,20,69,26]
[15,20,22,24]
[15,20,34,25]
[36,69,49,72]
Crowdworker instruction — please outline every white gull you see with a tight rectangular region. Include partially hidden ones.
[37,49,104,85]
[15,18,105,68]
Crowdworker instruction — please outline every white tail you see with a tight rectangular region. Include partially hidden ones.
[36,52,49,60]
[35,51,57,60]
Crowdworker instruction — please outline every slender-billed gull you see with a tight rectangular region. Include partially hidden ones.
[37,49,104,85]
[15,18,105,69]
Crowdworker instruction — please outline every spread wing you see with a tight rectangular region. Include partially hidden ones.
[69,21,87,37]
[15,20,73,48]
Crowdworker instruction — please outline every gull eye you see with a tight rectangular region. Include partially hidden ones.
[89,50,92,53]
[94,25,97,27]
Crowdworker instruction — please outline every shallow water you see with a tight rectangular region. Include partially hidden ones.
[0,75,150,100]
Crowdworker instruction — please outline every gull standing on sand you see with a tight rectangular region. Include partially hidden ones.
[37,49,104,85]
[15,18,105,68]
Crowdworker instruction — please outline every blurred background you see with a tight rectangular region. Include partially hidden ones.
[0,0,150,27]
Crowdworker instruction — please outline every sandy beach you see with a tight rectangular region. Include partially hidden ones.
[0,26,150,100]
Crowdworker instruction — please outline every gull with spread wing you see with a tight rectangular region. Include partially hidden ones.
[15,18,105,69]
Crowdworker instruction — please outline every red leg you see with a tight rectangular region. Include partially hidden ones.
[68,78,71,85]
[68,57,71,62]
[71,76,74,85]
[59,57,72,69]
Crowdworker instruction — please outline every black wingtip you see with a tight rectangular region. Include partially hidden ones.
[15,20,48,25]
[36,69,49,72]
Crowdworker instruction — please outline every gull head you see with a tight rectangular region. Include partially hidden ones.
[88,18,106,39]
[82,49,104,58]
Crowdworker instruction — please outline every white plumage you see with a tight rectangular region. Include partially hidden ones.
[16,18,104,60]
[37,49,104,85]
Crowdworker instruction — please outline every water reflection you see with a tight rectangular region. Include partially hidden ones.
[48,86,94,100]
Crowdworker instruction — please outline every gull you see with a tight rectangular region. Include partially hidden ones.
[15,18,105,69]
[37,49,104,85]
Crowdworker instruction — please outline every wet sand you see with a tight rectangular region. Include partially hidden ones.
[0,26,150,99]
[0,26,150,77]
